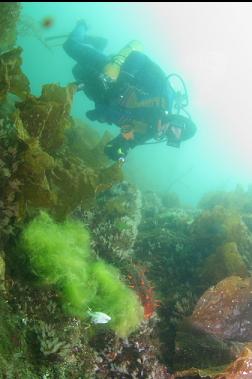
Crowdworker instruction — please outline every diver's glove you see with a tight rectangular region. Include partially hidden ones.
[104,143,128,162]
[118,156,126,165]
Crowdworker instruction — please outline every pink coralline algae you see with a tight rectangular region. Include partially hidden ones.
[190,276,252,341]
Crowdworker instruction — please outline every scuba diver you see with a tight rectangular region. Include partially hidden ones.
[63,20,197,162]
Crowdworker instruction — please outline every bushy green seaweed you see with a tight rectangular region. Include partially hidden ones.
[20,212,143,337]
[90,261,144,337]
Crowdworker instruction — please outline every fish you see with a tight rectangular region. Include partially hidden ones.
[87,309,111,324]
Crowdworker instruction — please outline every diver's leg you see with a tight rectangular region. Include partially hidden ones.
[104,130,149,161]
[72,64,84,82]
[63,21,108,71]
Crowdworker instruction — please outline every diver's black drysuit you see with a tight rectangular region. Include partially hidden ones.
[63,21,181,161]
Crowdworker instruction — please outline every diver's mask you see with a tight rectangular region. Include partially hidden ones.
[166,125,183,147]
[162,113,197,147]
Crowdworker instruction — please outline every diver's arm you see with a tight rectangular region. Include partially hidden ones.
[104,132,135,162]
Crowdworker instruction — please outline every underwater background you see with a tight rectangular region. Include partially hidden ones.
[1,2,252,378]
[18,2,252,206]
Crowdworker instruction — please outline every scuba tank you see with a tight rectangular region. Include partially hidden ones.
[103,40,144,81]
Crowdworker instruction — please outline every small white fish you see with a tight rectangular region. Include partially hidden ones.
[87,309,111,324]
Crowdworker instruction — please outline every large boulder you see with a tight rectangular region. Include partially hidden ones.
[191,276,252,342]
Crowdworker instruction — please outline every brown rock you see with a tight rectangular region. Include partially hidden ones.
[191,276,252,341]
[172,345,252,378]
[214,344,252,379]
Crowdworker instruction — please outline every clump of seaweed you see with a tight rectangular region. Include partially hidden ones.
[5,280,97,377]
[199,185,252,213]
[0,47,30,102]
[190,206,248,257]
[33,320,72,360]
[161,191,181,209]
[0,2,21,53]
[1,82,122,220]
[75,181,142,260]
[19,212,144,338]
[15,83,75,153]
[66,119,114,169]
[200,242,249,287]
[0,36,124,227]
[90,318,170,378]
[0,293,42,378]
[0,114,22,244]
